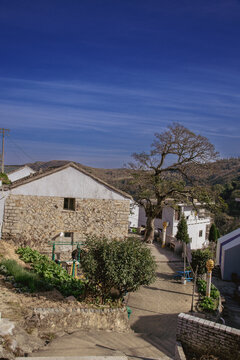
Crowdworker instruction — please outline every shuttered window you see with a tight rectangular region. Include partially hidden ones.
[63,198,75,211]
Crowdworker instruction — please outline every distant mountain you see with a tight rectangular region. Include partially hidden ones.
[205,158,240,185]
[26,157,240,187]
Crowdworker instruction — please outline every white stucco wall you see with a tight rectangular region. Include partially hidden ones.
[8,166,35,182]
[11,166,129,201]
[129,201,139,228]
[138,206,161,229]
[162,205,211,250]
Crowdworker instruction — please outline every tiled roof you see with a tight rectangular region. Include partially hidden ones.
[4,165,23,174]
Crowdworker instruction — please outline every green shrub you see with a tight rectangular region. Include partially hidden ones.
[209,223,219,243]
[0,259,49,292]
[197,279,207,295]
[199,296,215,312]
[81,237,156,303]
[17,247,85,298]
[197,279,220,299]
[191,249,213,275]
[0,172,11,184]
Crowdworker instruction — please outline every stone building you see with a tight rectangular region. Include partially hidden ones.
[0,163,131,255]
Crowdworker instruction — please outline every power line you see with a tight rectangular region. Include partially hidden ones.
[0,128,10,173]
[8,137,36,162]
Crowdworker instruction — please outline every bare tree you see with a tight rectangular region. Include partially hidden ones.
[129,123,218,243]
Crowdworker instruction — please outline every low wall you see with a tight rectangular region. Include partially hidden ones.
[175,341,186,360]
[25,306,130,335]
[177,313,240,360]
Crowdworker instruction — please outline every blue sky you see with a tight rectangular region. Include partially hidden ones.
[1,0,240,168]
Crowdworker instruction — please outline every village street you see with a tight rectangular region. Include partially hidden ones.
[32,244,194,359]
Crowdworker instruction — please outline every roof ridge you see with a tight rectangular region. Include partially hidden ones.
[8,162,132,199]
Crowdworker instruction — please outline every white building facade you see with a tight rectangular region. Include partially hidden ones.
[137,203,211,250]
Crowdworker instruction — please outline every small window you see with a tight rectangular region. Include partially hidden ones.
[199,230,203,237]
[64,198,75,211]
[64,232,72,237]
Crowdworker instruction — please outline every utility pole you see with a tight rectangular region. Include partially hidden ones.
[0,128,10,173]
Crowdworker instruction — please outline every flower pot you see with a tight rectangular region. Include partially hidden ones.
[181,277,187,285]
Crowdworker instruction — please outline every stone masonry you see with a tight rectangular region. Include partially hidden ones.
[2,194,130,254]
[177,313,240,360]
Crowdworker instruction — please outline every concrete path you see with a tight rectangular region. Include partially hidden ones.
[31,244,194,359]
[128,244,194,357]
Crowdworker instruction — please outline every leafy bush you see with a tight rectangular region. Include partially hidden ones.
[0,172,11,184]
[17,247,85,298]
[197,279,220,299]
[197,279,220,312]
[81,237,156,303]
[191,249,213,275]
[0,259,49,292]
[199,296,215,312]
[197,279,207,295]
[209,223,219,242]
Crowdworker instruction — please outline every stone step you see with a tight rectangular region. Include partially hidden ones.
[17,357,128,360]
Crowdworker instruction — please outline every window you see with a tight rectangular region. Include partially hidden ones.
[64,198,75,211]
[64,232,72,237]
[199,230,203,237]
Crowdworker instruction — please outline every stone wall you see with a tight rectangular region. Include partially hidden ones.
[2,194,130,254]
[26,306,129,334]
[177,313,240,360]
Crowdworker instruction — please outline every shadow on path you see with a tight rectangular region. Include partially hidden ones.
[143,285,192,297]
[131,313,179,358]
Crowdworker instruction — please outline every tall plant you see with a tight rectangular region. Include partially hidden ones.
[176,215,190,280]
[209,223,219,243]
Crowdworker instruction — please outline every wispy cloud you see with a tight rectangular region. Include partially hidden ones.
[1,69,240,166]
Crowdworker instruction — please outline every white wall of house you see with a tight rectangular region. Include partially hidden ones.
[8,166,35,182]
[216,228,240,265]
[129,201,139,228]
[221,237,240,280]
[138,206,161,229]
[162,205,210,250]
[11,166,129,201]
[138,204,211,250]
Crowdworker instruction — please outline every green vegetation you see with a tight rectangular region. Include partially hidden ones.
[197,279,220,312]
[0,172,11,184]
[0,259,49,292]
[176,215,190,244]
[17,247,85,298]
[208,223,219,243]
[81,237,156,303]
[220,177,240,217]
[191,249,213,276]
[213,177,240,235]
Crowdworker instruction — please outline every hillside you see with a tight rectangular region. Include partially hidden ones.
[25,158,240,190]
[206,158,240,185]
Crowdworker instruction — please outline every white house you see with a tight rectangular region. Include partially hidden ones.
[216,228,240,281]
[137,203,211,250]
[162,204,211,250]
[6,165,35,182]
[129,200,139,228]
[0,163,132,255]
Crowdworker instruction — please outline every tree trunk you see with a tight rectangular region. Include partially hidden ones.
[144,217,155,243]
